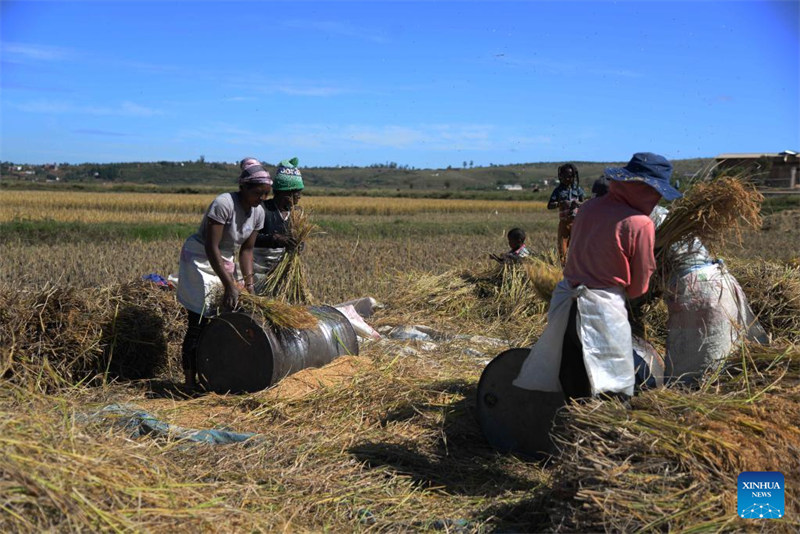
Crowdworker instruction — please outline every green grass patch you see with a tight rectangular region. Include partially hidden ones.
[1,216,558,244]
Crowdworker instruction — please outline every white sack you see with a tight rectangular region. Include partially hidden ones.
[665,262,767,384]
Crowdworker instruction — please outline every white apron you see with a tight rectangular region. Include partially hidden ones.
[513,279,635,397]
[176,235,236,315]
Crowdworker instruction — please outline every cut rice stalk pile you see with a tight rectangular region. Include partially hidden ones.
[100,280,186,380]
[258,207,317,304]
[0,284,104,391]
[0,280,184,392]
[387,255,560,342]
[727,258,800,342]
[393,256,560,321]
[654,175,763,264]
[545,343,800,532]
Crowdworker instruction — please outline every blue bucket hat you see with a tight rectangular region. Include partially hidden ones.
[604,152,682,201]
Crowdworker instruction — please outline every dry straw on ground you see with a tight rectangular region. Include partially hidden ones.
[2,268,800,531]
[545,343,800,532]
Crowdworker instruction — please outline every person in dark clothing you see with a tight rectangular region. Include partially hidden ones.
[547,163,585,267]
[252,158,305,287]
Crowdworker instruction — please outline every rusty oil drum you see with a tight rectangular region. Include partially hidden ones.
[476,348,566,458]
[196,306,358,393]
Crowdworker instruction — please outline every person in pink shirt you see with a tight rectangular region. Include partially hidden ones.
[513,153,681,402]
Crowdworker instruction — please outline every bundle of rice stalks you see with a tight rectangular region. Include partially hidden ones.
[520,258,563,302]
[235,292,318,330]
[543,345,800,532]
[654,175,763,264]
[391,271,478,320]
[727,258,800,342]
[258,207,317,304]
[467,259,561,316]
[530,246,561,269]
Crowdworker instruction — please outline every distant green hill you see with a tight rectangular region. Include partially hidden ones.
[2,158,714,191]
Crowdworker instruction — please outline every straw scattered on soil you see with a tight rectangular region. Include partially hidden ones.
[2,250,800,532]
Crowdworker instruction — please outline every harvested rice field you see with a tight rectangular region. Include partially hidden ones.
[1,188,799,532]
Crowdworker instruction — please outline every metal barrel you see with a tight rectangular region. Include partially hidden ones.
[476,348,566,458]
[196,305,359,393]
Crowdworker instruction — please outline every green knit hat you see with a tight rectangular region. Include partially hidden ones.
[273,157,304,191]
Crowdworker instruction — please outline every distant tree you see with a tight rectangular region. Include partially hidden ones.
[198,155,205,164]
[469,160,474,168]
[463,161,467,169]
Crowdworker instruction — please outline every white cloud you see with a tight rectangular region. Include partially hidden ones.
[1,42,75,62]
[181,123,552,152]
[120,101,160,116]
[14,99,162,117]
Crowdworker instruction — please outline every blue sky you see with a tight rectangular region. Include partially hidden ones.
[1,0,798,168]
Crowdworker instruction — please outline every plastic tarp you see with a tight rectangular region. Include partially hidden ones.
[87,404,260,445]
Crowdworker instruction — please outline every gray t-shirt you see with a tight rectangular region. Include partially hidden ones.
[195,192,265,257]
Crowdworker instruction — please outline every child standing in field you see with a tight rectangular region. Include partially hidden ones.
[548,164,585,267]
[490,227,531,263]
